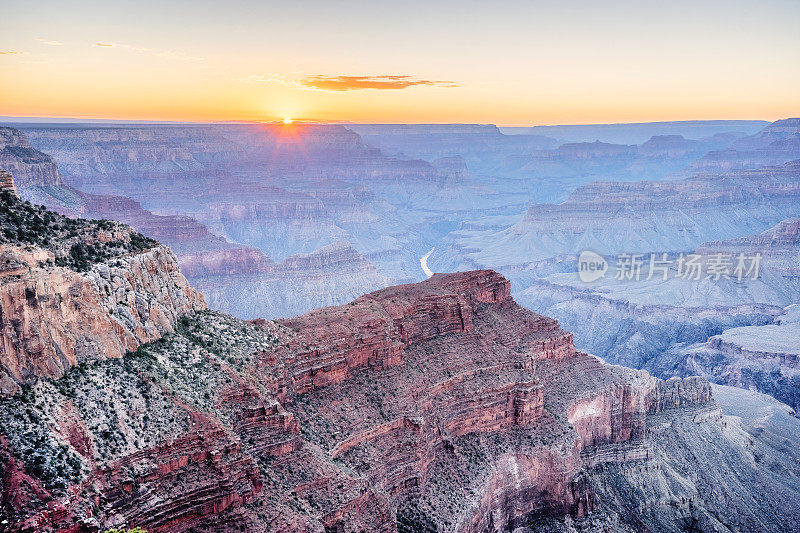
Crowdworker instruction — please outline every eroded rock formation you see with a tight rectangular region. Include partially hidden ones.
[4,267,793,533]
[0,128,62,189]
[0,243,205,395]
[0,171,17,197]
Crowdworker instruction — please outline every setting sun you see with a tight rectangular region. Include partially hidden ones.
[283,117,293,124]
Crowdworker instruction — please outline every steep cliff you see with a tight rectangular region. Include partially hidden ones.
[515,215,800,411]
[2,268,796,532]
[0,191,205,395]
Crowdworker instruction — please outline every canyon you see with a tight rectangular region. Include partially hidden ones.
[0,160,798,530]
[1,202,798,529]
[2,117,799,429]
[425,119,800,413]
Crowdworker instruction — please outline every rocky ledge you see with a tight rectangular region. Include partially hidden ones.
[0,190,205,395]
[3,268,792,533]
[0,243,205,395]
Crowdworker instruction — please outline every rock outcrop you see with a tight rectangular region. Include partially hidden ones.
[0,193,205,395]
[3,268,795,532]
[0,244,205,395]
[0,171,17,197]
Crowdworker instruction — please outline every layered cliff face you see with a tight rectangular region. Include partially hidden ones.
[19,126,244,179]
[0,171,17,197]
[434,158,800,273]
[2,268,797,532]
[687,117,800,173]
[13,122,465,317]
[492,133,743,201]
[0,128,62,189]
[191,240,389,319]
[0,191,205,395]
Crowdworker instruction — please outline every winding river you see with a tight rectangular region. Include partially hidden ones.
[420,247,435,278]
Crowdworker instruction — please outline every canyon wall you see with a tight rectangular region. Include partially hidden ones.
[0,188,205,395]
[0,127,62,189]
[4,266,793,533]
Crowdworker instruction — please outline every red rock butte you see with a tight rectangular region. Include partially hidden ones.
[1,268,713,532]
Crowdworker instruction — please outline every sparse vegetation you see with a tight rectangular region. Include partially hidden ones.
[0,310,282,497]
[0,189,156,271]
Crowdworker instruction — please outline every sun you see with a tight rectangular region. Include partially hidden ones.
[283,117,293,124]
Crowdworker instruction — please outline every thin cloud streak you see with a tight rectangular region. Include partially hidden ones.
[36,38,63,46]
[300,75,458,91]
[238,73,458,92]
[0,51,24,55]
[237,74,302,87]
[92,42,205,61]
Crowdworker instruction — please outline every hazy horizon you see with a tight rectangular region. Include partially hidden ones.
[2,0,799,124]
[0,115,784,128]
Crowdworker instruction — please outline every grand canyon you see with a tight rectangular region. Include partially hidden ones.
[3,1,800,531]
[1,116,799,532]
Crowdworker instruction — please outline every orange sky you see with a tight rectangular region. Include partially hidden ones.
[2,0,799,125]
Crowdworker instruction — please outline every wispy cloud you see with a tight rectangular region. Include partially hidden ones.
[299,75,458,91]
[36,38,63,46]
[238,73,458,92]
[0,50,24,55]
[92,41,205,61]
[237,73,300,86]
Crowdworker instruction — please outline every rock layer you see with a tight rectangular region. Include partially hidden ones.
[0,244,205,395]
[3,270,783,533]
[0,171,17,197]
[0,128,62,189]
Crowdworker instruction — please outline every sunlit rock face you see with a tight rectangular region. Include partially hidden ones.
[0,244,205,395]
[0,192,205,395]
[3,264,798,532]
